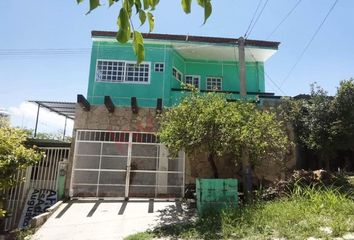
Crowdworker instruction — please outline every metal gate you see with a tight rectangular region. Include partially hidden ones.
[70,130,185,198]
[3,147,70,232]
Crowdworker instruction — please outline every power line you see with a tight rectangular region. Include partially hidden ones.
[0,48,91,57]
[266,0,303,40]
[245,0,270,39]
[280,0,339,87]
[244,0,263,38]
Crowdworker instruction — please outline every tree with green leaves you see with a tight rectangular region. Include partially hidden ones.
[0,127,42,218]
[280,84,335,170]
[332,79,354,152]
[77,0,212,63]
[280,80,354,171]
[158,92,290,178]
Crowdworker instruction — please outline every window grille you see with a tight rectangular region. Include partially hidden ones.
[185,75,200,89]
[96,60,150,83]
[154,63,164,72]
[172,67,182,81]
[125,63,150,83]
[206,77,222,91]
[96,60,125,82]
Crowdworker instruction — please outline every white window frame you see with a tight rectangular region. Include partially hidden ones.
[206,77,223,91]
[95,59,126,83]
[184,75,200,89]
[124,61,151,84]
[154,62,165,72]
[95,59,151,85]
[172,67,183,81]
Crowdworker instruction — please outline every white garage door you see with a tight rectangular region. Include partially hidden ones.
[70,130,185,198]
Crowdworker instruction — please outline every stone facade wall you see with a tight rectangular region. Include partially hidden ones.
[74,104,159,132]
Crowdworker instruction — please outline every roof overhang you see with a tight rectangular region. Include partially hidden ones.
[91,31,280,62]
[171,43,277,62]
[29,100,76,120]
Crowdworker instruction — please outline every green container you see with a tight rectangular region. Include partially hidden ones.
[196,178,238,216]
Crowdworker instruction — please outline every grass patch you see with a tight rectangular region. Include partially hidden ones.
[127,186,354,240]
[124,231,154,240]
[348,176,354,186]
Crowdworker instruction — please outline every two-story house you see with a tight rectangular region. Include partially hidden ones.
[68,31,282,199]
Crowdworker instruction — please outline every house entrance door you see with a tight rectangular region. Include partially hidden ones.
[70,130,185,198]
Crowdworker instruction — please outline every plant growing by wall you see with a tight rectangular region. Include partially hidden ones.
[158,92,291,178]
[0,127,42,218]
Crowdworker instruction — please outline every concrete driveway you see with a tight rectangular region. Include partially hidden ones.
[31,199,194,240]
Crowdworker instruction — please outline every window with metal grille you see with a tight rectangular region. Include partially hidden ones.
[206,77,222,91]
[96,60,150,83]
[185,75,200,89]
[96,60,125,82]
[154,63,164,72]
[132,132,157,143]
[77,131,129,142]
[172,67,182,81]
[125,63,150,83]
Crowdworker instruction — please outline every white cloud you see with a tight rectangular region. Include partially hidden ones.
[8,102,73,136]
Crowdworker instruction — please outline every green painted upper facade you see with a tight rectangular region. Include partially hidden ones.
[87,31,280,107]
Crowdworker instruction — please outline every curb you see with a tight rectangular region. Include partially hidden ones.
[30,201,63,229]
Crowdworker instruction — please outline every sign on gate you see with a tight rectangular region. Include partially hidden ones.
[18,188,57,229]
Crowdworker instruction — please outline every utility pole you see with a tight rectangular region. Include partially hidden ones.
[239,37,247,98]
[238,37,252,201]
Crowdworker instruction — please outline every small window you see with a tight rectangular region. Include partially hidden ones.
[185,75,200,89]
[206,77,222,91]
[154,63,164,72]
[172,67,182,81]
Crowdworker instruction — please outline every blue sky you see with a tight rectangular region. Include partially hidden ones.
[1,0,353,135]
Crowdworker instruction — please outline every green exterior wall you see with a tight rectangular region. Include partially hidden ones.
[87,40,269,107]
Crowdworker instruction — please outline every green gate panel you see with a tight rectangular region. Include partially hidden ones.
[196,178,238,216]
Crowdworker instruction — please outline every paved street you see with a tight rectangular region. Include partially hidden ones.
[31,199,190,240]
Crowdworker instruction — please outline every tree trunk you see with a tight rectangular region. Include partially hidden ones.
[321,152,330,171]
[241,149,252,202]
[207,152,219,178]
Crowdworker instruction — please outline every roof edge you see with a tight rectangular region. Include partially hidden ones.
[91,31,280,49]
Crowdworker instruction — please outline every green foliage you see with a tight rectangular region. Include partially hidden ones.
[127,186,354,239]
[332,79,354,150]
[280,79,354,168]
[77,0,213,63]
[123,232,154,240]
[158,92,290,176]
[0,127,42,217]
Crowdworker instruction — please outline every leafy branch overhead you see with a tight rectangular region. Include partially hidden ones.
[77,0,213,63]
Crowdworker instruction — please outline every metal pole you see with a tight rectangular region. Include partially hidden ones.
[34,104,40,138]
[63,117,67,141]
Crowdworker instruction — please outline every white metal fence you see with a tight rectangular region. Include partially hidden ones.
[71,130,185,198]
[2,147,70,232]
